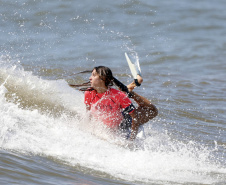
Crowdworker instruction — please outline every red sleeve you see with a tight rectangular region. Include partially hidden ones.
[115,90,135,114]
[117,91,132,108]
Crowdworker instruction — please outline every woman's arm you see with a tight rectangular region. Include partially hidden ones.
[129,91,158,140]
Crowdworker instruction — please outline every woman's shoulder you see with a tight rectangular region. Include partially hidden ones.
[109,88,127,97]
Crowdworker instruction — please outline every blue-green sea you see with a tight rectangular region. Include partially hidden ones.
[0,0,225,184]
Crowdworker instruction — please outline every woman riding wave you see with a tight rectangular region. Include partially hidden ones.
[83,66,158,140]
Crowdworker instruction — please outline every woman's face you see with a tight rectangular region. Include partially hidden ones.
[89,69,106,90]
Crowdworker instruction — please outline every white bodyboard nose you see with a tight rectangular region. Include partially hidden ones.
[125,52,141,79]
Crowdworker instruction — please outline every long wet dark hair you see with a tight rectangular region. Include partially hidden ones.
[69,66,130,95]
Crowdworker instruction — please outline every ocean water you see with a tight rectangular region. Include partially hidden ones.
[0,0,226,184]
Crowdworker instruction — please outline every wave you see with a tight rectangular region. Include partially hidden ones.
[0,56,225,184]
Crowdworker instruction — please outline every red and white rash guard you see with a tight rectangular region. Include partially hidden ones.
[84,88,135,128]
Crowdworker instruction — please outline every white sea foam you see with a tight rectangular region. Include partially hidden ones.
[0,58,225,184]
